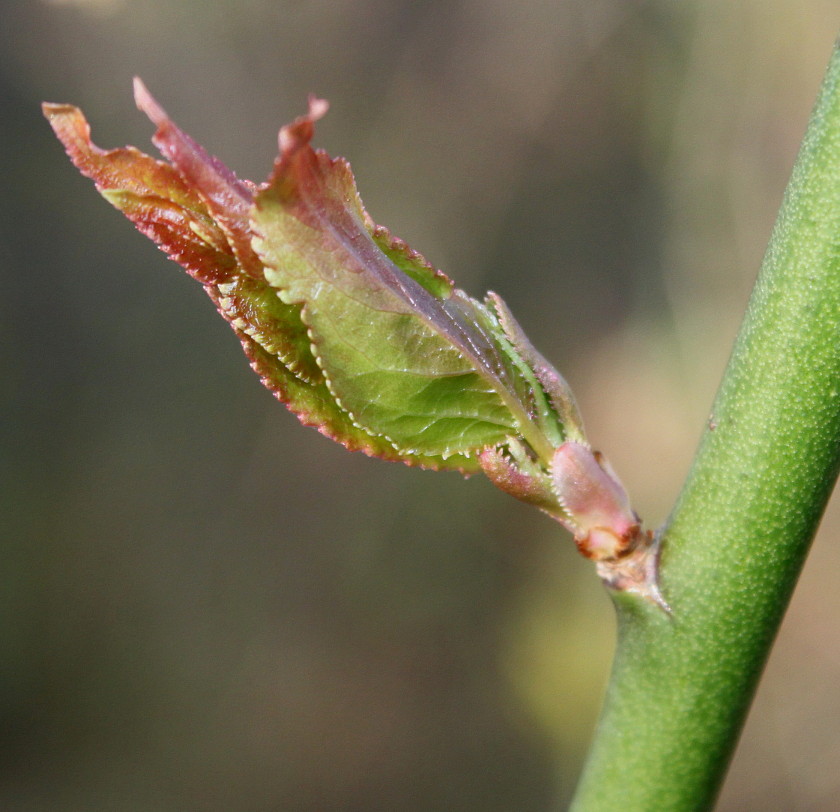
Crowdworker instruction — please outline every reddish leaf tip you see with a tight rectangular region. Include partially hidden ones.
[307,95,330,120]
[278,96,329,157]
[133,76,168,126]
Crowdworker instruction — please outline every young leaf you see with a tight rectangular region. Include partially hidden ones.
[132,78,264,282]
[251,99,563,461]
[42,94,475,471]
[44,82,664,601]
[42,101,239,287]
[486,292,585,445]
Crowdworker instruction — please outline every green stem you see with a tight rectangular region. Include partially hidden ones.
[570,40,840,811]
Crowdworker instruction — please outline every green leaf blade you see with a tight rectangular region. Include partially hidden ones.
[44,89,487,473]
[220,292,482,472]
[304,296,517,456]
[251,100,553,460]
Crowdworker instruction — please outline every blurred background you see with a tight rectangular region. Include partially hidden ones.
[2,0,840,809]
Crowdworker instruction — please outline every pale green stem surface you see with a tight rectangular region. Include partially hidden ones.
[570,41,840,811]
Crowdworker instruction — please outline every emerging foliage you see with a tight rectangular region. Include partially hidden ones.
[43,80,661,598]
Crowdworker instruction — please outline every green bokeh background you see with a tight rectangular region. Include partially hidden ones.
[2,1,839,809]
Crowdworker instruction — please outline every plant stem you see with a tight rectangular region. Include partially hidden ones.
[570,39,840,811]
